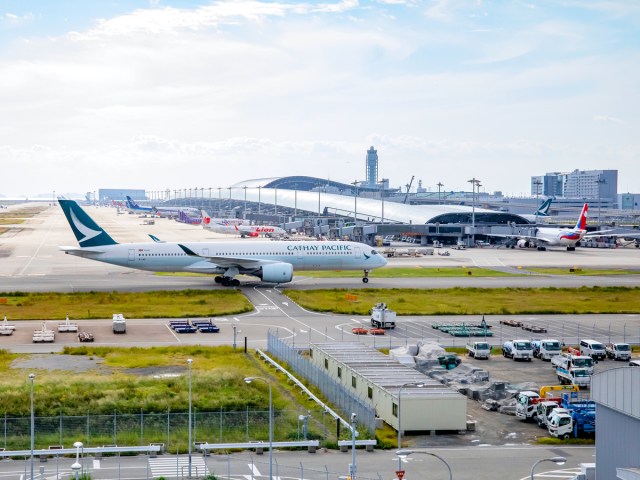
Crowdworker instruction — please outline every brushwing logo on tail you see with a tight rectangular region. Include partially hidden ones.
[70,209,102,244]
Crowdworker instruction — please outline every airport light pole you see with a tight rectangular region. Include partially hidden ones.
[396,449,453,480]
[437,182,443,205]
[187,358,193,478]
[244,377,272,480]
[349,413,357,480]
[218,188,222,216]
[243,186,248,218]
[467,178,481,245]
[533,179,542,226]
[530,456,566,480]
[397,382,424,471]
[258,186,262,215]
[596,175,606,226]
[29,373,35,480]
[351,181,359,224]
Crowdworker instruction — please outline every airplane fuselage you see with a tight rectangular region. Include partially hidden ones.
[536,228,585,247]
[63,240,385,275]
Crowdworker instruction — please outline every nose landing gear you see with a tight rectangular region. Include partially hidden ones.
[362,270,370,283]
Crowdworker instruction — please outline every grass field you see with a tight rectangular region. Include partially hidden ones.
[283,286,640,315]
[0,218,25,225]
[0,290,253,320]
[300,267,517,277]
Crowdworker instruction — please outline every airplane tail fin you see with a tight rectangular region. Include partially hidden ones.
[536,198,552,217]
[200,210,211,225]
[58,199,118,247]
[575,203,588,230]
[125,196,139,209]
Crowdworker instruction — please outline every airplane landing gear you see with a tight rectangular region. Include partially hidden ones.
[537,246,546,251]
[219,277,240,287]
[567,246,576,251]
[362,270,370,283]
[214,276,222,284]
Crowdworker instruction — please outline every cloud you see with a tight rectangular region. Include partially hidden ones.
[593,115,624,124]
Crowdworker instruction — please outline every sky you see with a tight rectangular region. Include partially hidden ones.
[1,0,639,198]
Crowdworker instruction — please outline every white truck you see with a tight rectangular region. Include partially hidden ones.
[515,391,540,420]
[370,303,396,329]
[466,341,491,359]
[535,401,564,428]
[532,339,562,361]
[112,314,127,334]
[605,342,631,361]
[556,366,591,388]
[551,353,594,375]
[502,339,534,361]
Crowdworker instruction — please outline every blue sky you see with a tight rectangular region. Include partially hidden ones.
[1,0,639,197]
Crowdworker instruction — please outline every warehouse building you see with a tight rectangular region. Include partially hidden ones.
[309,343,467,432]
[591,367,640,480]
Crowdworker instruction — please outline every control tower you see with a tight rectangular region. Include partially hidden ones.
[365,146,378,187]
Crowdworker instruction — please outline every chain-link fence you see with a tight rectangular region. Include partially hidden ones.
[0,408,333,452]
[267,330,376,435]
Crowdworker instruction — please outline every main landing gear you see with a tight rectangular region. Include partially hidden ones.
[214,276,240,287]
[566,246,576,251]
[362,270,370,284]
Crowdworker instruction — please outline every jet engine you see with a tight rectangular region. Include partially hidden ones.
[259,262,294,283]
[517,239,530,248]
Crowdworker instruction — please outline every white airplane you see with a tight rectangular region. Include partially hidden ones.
[201,210,286,238]
[492,203,610,251]
[58,199,386,286]
[125,196,198,218]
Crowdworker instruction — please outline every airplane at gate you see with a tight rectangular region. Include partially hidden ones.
[491,203,611,251]
[200,210,285,238]
[58,199,386,286]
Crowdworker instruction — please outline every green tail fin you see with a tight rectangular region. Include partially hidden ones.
[58,199,117,247]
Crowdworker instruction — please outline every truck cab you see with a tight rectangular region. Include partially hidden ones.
[557,367,591,388]
[503,339,533,361]
[535,401,563,428]
[606,342,631,361]
[532,339,562,361]
[515,391,540,420]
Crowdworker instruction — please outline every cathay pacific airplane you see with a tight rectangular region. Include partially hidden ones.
[59,200,386,286]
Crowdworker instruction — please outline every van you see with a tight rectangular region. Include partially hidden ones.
[579,339,606,361]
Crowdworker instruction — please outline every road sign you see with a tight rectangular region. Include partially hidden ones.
[396,470,405,479]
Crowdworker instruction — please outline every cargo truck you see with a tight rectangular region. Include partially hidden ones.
[466,341,491,359]
[556,366,591,388]
[370,303,396,329]
[551,353,594,375]
[112,314,127,334]
[532,339,562,361]
[605,342,631,361]
[502,339,533,361]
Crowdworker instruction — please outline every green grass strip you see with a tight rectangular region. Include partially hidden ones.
[0,289,252,320]
[283,286,640,315]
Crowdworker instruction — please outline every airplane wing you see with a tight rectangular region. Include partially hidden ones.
[177,244,279,268]
[486,233,539,241]
[60,246,108,254]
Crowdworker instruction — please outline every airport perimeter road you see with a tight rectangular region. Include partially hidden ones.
[0,445,596,480]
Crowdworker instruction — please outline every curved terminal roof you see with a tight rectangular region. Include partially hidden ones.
[229,177,529,224]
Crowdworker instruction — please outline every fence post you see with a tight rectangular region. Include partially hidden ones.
[59,407,62,446]
[113,410,117,445]
[246,406,249,442]
[140,408,144,445]
[167,407,171,449]
[86,412,90,446]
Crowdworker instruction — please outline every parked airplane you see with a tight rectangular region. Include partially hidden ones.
[125,196,198,217]
[58,199,386,285]
[201,210,286,238]
[520,198,553,223]
[492,203,609,251]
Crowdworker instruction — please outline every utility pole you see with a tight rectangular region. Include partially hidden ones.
[436,182,443,205]
[533,179,542,226]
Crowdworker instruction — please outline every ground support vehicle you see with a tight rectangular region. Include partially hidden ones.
[551,353,594,375]
[548,395,596,439]
[58,315,78,333]
[579,339,606,361]
[1,316,16,335]
[78,331,94,342]
[606,342,631,361]
[191,320,220,333]
[502,340,533,361]
[370,303,396,329]
[522,324,547,333]
[33,323,55,343]
[499,319,522,327]
[112,314,127,334]
[352,327,368,335]
[369,328,385,335]
[169,320,197,333]
[433,323,493,337]
[532,339,562,360]
[556,366,591,388]
[466,341,491,359]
